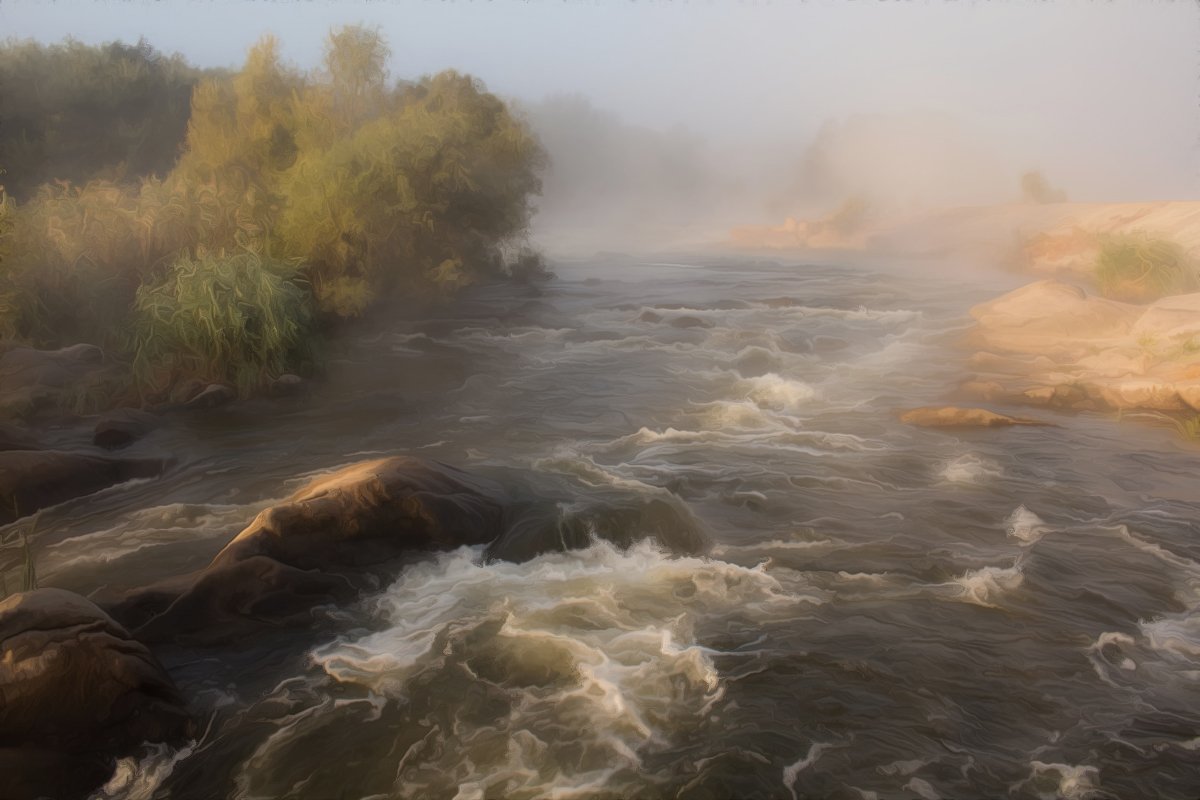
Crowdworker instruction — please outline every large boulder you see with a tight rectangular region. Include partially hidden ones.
[112,457,509,640]
[0,589,192,800]
[0,450,168,524]
[93,408,164,450]
[969,279,1139,355]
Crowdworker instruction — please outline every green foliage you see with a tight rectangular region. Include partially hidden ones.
[1094,232,1197,303]
[1020,170,1068,204]
[1,26,546,403]
[276,68,545,314]
[0,38,210,201]
[131,248,313,398]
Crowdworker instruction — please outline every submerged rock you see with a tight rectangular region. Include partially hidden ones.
[669,315,714,330]
[900,406,1051,428]
[487,494,709,563]
[112,456,508,640]
[0,450,168,524]
[0,589,192,800]
[93,408,164,450]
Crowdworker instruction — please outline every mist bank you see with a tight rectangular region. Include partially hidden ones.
[729,200,1200,279]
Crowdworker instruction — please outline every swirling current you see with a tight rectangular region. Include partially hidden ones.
[26,255,1200,799]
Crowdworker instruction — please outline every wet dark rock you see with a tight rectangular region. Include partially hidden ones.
[487,494,709,563]
[0,422,40,452]
[733,346,781,377]
[0,589,192,800]
[93,408,164,450]
[0,450,168,524]
[669,315,714,330]
[112,457,508,640]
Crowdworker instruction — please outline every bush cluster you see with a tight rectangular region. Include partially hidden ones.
[1094,232,1197,303]
[0,28,546,402]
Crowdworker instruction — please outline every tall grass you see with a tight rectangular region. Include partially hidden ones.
[1094,232,1197,303]
[131,248,313,399]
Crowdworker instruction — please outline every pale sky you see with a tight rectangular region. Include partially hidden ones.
[2,0,1197,201]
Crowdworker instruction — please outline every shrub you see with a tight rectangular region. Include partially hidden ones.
[1020,170,1068,204]
[130,248,313,398]
[1094,232,1197,303]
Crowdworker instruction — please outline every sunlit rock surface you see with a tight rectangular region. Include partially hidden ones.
[963,280,1200,413]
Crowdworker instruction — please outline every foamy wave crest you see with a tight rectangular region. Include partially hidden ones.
[1005,505,1052,545]
[1018,761,1103,800]
[738,373,817,412]
[296,541,806,798]
[949,562,1024,607]
[939,454,1003,485]
[41,500,271,574]
[92,742,195,800]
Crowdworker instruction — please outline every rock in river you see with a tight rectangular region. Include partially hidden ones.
[0,588,192,800]
[900,406,1051,428]
[112,456,508,640]
[0,450,168,524]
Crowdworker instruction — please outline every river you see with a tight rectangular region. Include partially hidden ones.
[27,253,1200,799]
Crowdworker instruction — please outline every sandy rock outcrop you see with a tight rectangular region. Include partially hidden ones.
[962,279,1200,414]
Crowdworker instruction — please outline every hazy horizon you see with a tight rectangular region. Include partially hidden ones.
[3,0,1197,214]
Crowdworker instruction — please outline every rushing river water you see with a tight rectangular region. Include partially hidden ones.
[25,254,1200,799]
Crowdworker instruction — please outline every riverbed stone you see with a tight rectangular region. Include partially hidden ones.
[93,408,164,449]
[0,589,192,800]
[0,450,168,524]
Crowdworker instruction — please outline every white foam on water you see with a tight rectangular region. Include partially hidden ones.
[782,741,833,800]
[297,540,811,799]
[1023,761,1103,800]
[949,562,1025,608]
[92,742,195,800]
[1140,615,1200,659]
[738,373,818,412]
[41,500,269,574]
[1005,505,1052,545]
[939,454,1003,485]
[695,399,794,432]
[904,776,940,800]
[533,452,667,495]
[772,305,921,324]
